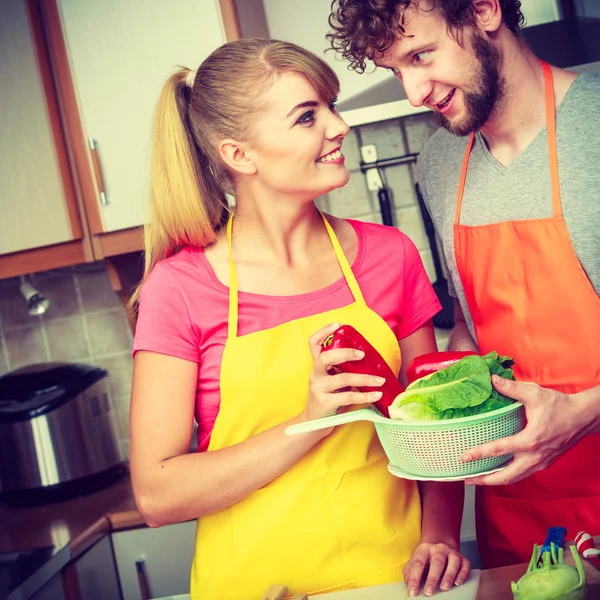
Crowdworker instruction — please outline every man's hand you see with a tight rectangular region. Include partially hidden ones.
[403,541,470,597]
[462,375,594,485]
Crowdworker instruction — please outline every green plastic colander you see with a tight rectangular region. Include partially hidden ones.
[285,403,525,478]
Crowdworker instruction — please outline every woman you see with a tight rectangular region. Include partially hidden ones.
[130,39,469,599]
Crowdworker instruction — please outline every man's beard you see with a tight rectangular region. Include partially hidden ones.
[435,33,505,136]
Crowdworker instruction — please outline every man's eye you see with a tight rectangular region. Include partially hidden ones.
[297,110,315,125]
[414,51,431,64]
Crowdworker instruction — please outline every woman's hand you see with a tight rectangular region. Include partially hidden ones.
[403,542,471,597]
[302,322,385,423]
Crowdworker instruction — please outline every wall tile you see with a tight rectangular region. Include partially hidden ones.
[33,273,81,320]
[77,267,122,313]
[341,128,362,171]
[0,338,8,376]
[419,248,436,284]
[112,397,131,442]
[314,193,330,213]
[4,325,49,369]
[327,172,376,219]
[358,119,406,159]
[45,316,90,363]
[382,163,417,209]
[403,112,439,154]
[0,278,34,329]
[86,311,132,357]
[394,205,430,252]
[93,352,133,399]
[435,327,452,351]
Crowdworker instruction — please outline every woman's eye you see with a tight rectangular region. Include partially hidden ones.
[329,100,338,111]
[296,110,315,125]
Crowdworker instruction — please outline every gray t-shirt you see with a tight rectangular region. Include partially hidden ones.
[417,72,600,341]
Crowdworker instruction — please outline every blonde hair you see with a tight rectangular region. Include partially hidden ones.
[130,39,340,308]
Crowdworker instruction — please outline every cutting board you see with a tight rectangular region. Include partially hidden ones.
[315,569,481,599]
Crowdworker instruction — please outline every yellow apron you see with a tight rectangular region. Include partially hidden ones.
[190,213,421,599]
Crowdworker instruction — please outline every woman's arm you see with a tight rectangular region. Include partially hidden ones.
[130,323,387,528]
[129,351,327,527]
[448,300,479,352]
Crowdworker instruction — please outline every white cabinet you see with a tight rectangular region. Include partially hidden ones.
[112,521,196,600]
[0,0,81,256]
[30,574,67,600]
[73,535,122,600]
[57,0,229,234]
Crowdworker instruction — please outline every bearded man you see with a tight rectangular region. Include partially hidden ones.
[328,0,600,571]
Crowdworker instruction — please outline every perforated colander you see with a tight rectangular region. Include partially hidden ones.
[285,403,525,478]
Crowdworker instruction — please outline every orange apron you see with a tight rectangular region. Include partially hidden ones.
[189,212,421,599]
[454,61,600,568]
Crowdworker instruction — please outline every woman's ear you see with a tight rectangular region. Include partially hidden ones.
[219,139,256,176]
[473,0,503,34]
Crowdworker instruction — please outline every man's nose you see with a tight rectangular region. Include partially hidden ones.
[402,72,433,107]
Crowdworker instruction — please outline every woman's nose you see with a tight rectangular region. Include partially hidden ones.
[326,112,350,140]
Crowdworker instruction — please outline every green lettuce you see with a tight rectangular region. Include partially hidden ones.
[389,352,516,421]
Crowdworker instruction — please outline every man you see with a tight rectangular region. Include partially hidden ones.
[328,0,600,570]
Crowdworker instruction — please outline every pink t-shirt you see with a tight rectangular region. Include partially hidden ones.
[133,220,441,451]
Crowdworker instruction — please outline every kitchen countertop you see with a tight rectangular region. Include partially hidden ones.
[1,471,598,599]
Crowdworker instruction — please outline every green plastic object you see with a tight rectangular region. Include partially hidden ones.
[511,543,587,600]
[285,402,525,478]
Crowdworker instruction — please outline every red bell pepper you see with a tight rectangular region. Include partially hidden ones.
[406,351,478,385]
[321,325,403,417]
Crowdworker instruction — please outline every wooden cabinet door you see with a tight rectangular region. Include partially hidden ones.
[0,0,81,257]
[56,0,229,234]
[112,522,196,600]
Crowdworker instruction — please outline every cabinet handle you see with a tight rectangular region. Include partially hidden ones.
[135,557,151,600]
[89,138,109,205]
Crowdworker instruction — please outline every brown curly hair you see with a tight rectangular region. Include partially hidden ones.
[327,0,524,73]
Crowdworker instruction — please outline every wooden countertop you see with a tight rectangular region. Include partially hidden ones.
[477,536,600,599]
[0,469,143,560]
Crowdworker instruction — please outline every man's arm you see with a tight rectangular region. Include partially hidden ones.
[448,300,478,352]
[463,377,600,485]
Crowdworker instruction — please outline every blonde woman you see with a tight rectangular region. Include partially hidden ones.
[130,39,470,599]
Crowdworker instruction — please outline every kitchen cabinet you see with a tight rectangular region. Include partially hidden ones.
[112,521,196,600]
[30,574,67,600]
[68,535,122,600]
[56,0,229,235]
[0,0,240,279]
[0,0,85,258]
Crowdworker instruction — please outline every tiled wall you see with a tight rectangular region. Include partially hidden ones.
[0,110,448,461]
[0,265,134,458]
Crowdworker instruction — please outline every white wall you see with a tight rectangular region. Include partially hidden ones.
[262,0,396,105]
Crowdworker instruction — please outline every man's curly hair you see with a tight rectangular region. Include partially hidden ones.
[327,0,525,73]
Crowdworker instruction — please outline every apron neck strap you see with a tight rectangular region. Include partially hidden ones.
[226,210,365,339]
[454,59,561,225]
[226,213,239,339]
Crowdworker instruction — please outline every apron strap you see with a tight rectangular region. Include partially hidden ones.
[319,211,365,305]
[227,213,239,340]
[454,60,562,225]
[454,133,476,225]
[542,61,562,217]
[226,210,366,339]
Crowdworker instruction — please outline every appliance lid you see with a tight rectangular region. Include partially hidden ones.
[0,362,107,423]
